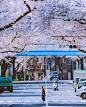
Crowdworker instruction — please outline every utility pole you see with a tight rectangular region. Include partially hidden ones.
[24,55,26,81]
[81,57,85,70]
[44,56,47,80]
[44,57,46,77]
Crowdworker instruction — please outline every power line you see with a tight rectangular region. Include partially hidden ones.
[51,36,86,37]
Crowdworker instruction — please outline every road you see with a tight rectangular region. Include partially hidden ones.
[0,80,86,107]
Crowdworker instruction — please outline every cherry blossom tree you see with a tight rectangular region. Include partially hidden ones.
[0,0,86,77]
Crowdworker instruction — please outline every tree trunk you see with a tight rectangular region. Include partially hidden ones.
[13,57,16,79]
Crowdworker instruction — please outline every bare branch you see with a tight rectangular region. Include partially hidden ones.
[0,6,36,31]
[0,50,23,53]
[11,32,21,43]
[31,0,44,1]
[24,1,31,12]
[78,49,86,53]
[0,0,3,2]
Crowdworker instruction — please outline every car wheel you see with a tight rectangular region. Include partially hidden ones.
[10,90,13,92]
[0,91,3,93]
[81,94,86,99]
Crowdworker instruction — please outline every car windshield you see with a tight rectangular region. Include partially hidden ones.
[80,79,86,81]
[78,82,86,87]
[75,78,79,82]
[51,72,58,74]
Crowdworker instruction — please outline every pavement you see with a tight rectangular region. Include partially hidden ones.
[13,80,73,84]
[0,80,86,107]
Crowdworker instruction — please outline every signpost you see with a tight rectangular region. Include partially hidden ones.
[28,67,30,70]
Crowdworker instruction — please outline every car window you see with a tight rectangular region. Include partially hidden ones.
[51,72,58,74]
[76,78,79,82]
[80,79,86,81]
[78,82,86,87]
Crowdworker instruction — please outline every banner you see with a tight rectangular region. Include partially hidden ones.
[10,64,13,76]
[6,68,9,77]
[0,66,1,76]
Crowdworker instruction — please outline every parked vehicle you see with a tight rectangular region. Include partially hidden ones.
[53,78,58,91]
[73,70,86,92]
[50,71,59,81]
[0,77,13,93]
[76,81,86,99]
[79,78,86,82]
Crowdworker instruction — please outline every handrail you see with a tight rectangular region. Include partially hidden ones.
[29,43,82,51]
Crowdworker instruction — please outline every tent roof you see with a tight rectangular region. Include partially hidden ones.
[14,49,86,56]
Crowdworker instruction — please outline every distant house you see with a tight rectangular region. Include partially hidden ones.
[26,56,45,80]
[47,56,73,80]
[26,56,85,80]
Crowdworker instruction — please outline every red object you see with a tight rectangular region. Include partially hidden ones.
[0,87,2,89]
[10,87,12,88]
[77,45,80,48]
[59,70,61,73]
[47,71,49,74]
[42,88,45,95]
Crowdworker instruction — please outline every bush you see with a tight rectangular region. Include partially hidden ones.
[21,74,28,80]
[26,74,29,80]
[21,78,24,81]
[15,79,19,81]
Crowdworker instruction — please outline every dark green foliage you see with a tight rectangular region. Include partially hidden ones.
[21,74,29,80]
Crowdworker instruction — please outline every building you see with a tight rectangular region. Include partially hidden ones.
[76,57,85,70]
[26,56,85,80]
[47,56,73,80]
[26,56,45,80]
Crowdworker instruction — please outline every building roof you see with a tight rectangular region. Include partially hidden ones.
[74,70,86,72]
[14,49,86,56]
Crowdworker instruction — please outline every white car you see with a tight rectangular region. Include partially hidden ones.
[76,81,86,99]
[74,78,86,92]
[73,78,79,92]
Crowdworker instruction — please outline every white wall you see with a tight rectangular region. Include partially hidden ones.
[56,65,59,73]
[76,60,78,69]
